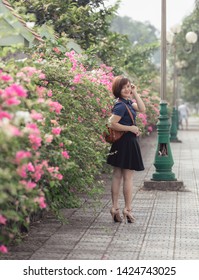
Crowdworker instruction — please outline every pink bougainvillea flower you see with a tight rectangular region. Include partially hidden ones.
[41,160,49,169]
[52,127,62,135]
[0,111,12,120]
[28,134,42,150]
[17,165,27,178]
[47,90,53,97]
[56,174,63,180]
[15,150,32,164]
[27,181,37,189]
[20,180,37,189]
[73,74,82,84]
[0,74,12,81]
[53,47,61,54]
[39,197,47,208]
[30,110,43,121]
[48,101,63,114]
[16,71,26,79]
[5,97,21,106]
[148,126,153,132]
[27,162,35,172]
[34,196,47,209]
[52,173,63,180]
[0,245,8,254]
[44,134,53,143]
[138,113,148,126]
[3,84,27,98]
[37,98,45,103]
[47,166,55,173]
[21,66,37,76]
[10,125,22,137]
[31,164,44,182]
[62,150,70,159]
[39,73,46,79]
[0,215,7,225]
[26,123,40,134]
[11,84,27,97]
[36,86,46,98]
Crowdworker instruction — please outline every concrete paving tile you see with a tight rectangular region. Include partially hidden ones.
[33,244,73,253]
[0,252,32,260]
[105,251,140,260]
[66,250,105,260]
[29,252,66,260]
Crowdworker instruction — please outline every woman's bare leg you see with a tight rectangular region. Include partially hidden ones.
[122,169,134,210]
[111,167,123,209]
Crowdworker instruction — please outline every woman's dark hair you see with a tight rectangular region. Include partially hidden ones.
[112,76,130,98]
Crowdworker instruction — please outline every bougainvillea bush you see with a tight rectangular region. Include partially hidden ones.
[0,64,69,253]
[0,45,160,254]
[0,53,114,253]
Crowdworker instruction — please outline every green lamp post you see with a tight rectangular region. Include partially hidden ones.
[152,0,176,181]
[144,0,184,190]
[152,101,176,181]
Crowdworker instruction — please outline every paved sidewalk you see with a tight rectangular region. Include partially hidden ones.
[1,117,199,260]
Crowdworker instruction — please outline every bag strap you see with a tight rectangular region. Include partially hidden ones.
[118,99,135,125]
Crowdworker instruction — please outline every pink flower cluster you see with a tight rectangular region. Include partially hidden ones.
[0,214,7,225]
[15,150,32,164]
[34,196,47,209]
[48,101,63,114]
[1,83,27,107]
[26,123,42,150]
[138,113,148,126]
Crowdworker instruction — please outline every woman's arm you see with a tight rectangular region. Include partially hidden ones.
[108,114,139,135]
[130,85,146,113]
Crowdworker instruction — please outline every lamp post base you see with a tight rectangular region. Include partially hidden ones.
[170,138,182,143]
[143,180,184,191]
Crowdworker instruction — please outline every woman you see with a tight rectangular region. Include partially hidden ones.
[107,76,146,223]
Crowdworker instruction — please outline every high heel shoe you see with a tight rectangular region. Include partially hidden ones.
[110,208,122,223]
[123,208,135,223]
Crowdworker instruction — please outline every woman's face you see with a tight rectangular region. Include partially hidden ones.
[120,81,131,99]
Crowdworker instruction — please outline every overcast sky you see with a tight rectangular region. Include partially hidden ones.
[105,0,196,31]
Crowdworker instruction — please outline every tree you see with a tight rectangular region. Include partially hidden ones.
[9,0,159,88]
[175,6,199,105]
[9,0,118,49]
[111,16,159,44]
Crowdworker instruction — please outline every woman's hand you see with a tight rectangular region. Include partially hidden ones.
[130,84,137,97]
[129,125,140,136]
[130,83,146,113]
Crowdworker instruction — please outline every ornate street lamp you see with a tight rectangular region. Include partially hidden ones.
[143,0,184,190]
[184,31,198,53]
[149,0,176,182]
[168,28,197,142]
[185,31,198,43]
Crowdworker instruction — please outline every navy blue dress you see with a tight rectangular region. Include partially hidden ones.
[106,98,144,171]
